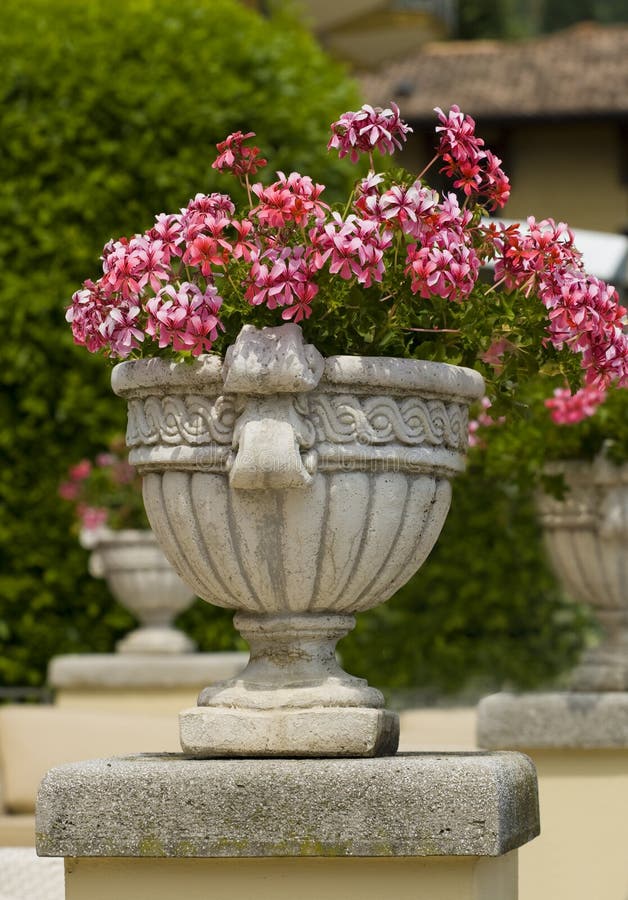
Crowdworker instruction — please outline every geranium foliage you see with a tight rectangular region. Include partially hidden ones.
[67,104,627,431]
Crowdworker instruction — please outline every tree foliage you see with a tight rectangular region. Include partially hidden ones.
[0,0,357,686]
[456,0,628,40]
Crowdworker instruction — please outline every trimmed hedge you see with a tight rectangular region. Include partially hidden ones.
[0,0,358,685]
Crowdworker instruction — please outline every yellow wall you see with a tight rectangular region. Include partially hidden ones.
[65,854,518,900]
[517,749,628,900]
[506,123,626,232]
[55,688,198,715]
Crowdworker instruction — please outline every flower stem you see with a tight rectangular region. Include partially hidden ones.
[484,275,508,295]
[417,153,439,181]
[342,186,356,218]
[407,327,461,334]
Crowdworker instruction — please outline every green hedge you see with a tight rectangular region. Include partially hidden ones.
[0,0,591,692]
[0,0,358,686]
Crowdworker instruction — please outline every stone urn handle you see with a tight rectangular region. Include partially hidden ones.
[222,325,324,490]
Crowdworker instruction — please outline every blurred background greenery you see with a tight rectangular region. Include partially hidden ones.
[0,0,598,696]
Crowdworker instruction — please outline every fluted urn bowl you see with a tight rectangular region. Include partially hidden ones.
[112,324,483,757]
[538,456,628,691]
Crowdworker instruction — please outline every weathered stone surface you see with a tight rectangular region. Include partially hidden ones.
[48,653,248,691]
[478,692,628,749]
[36,752,538,859]
[179,706,399,758]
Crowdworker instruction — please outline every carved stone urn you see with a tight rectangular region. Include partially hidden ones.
[537,455,628,691]
[112,324,483,757]
[81,527,196,654]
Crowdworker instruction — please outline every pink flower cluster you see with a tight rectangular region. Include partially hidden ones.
[404,194,480,301]
[67,196,232,357]
[435,106,510,211]
[493,217,628,413]
[245,246,318,323]
[251,171,328,229]
[351,172,480,302]
[59,443,142,531]
[312,213,391,288]
[545,385,608,425]
[468,397,506,447]
[59,456,108,531]
[66,104,627,433]
[146,283,222,355]
[212,131,267,178]
[328,103,412,164]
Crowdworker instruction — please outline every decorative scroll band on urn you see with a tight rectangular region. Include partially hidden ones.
[309,394,468,451]
[126,394,236,447]
[126,391,468,454]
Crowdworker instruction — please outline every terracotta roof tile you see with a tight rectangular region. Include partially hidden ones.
[359,24,628,121]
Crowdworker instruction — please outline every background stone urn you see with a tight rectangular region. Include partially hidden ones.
[537,455,628,690]
[81,527,196,654]
[112,324,483,757]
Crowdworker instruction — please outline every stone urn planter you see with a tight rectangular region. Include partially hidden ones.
[112,324,483,757]
[81,527,196,654]
[537,455,628,691]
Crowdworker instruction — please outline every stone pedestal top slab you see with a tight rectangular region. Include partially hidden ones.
[36,751,538,859]
[48,653,248,691]
[477,692,628,749]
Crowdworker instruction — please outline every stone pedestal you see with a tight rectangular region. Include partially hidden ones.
[478,692,628,900]
[36,752,538,900]
[48,653,248,715]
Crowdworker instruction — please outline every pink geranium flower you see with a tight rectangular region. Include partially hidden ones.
[69,460,92,481]
[78,505,109,531]
[59,481,80,501]
[65,280,110,352]
[101,239,144,300]
[311,213,391,287]
[250,183,296,229]
[148,214,184,260]
[281,282,318,324]
[435,106,510,210]
[406,231,480,301]
[545,386,607,424]
[245,246,318,310]
[231,219,257,262]
[180,194,235,243]
[435,105,484,166]
[185,219,233,274]
[130,236,171,292]
[380,183,439,237]
[328,103,412,163]
[146,282,223,356]
[100,303,145,358]
[212,131,267,177]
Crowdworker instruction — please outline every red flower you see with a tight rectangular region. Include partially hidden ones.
[212,131,267,177]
